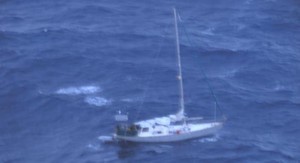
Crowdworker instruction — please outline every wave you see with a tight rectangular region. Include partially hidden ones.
[68,5,113,15]
[196,135,219,143]
[121,98,135,102]
[87,143,102,151]
[273,82,286,91]
[84,96,111,107]
[98,135,114,143]
[55,85,100,95]
[253,137,296,161]
[143,145,173,154]
[201,27,215,35]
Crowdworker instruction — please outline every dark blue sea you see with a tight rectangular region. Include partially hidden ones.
[1,0,300,162]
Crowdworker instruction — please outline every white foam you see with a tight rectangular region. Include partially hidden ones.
[55,86,100,95]
[201,27,214,35]
[85,96,111,107]
[98,136,114,143]
[274,82,285,91]
[121,98,134,102]
[38,89,44,94]
[216,68,239,78]
[143,145,173,154]
[199,137,218,143]
[87,143,102,151]
[291,97,300,104]
[196,135,219,143]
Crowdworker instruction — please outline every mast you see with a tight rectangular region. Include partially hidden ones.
[173,8,185,120]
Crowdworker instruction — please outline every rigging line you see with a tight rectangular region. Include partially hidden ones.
[178,14,224,117]
[133,27,168,121]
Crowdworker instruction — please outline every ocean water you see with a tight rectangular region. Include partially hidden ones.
[1,0,300,162]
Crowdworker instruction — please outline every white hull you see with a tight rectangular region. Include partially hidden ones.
[114,122,222,143]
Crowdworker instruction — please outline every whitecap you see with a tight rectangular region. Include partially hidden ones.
[143,145,173,154]
[291,96,300,104]
[274,82,285,91]
[199,137,218,143]
[201,27,214,35]
[245,0,253,4]
[55,86,100,95]
[38,89,44,94]
[196,135,219,143]
[98,135,114,143]
[85,96,111,106]
[121,98,134,102]
[87,143,102,151]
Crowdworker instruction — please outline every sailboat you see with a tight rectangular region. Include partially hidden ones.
[113,8,225,143]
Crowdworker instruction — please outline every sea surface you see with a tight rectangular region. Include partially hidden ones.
[0,0,300,162]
